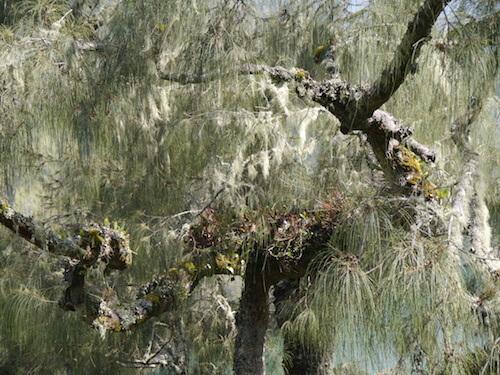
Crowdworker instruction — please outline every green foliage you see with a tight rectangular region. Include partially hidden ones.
[282,196,496,372]
[0,0,497,373]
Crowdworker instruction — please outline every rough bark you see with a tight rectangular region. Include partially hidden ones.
[225,195,344,375]
[364,109,438,195]
[160,64,298,85]
[0,200,133,311]
[0,200,132,270]
[0,200,86,260]
[233,252,271,375]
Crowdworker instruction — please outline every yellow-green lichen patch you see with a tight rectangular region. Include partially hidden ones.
[397,146,424,185]
[0,200,14,219]
[214,253,240,274]
[144,293,161,304]
[434,187,450,201]
[0,199,8,211]
[294,68,309,81]
[88,228,105,245]
[97,315,122,332]
[155,23,167,32]
[394,146,446,201]
[422,181,438,200]
[182,261,197,275]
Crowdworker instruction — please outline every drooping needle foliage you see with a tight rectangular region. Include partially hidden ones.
[0,0,498,374]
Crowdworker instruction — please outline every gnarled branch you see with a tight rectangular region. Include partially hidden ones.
[0,200,132,270]
[363,110,438,195]
[89,192,345,334]
[159,64,300,84]
[361,0,452,114]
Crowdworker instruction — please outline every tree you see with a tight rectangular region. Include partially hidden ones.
[0,0,498,374]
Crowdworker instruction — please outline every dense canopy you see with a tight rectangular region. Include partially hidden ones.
[0,0,498,374]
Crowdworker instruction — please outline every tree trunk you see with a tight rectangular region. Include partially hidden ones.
[233,253,270,375]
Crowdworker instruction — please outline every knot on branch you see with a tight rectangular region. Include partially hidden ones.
[367,110,413,141]
[311,80,370,132]
[137,275,181,307]
[364,110,441,197]
[74,223,132,270]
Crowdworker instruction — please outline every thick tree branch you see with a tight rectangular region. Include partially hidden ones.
[406,138,436,163]
[37,245,240,334]
[0,192,343,334]
[90,193,345,334]
[0,200,132,270]
[160,64,300,84]
[161,62,373,134]
[161,0,451,134]
[163,59,438,195]
[0,199,132,310]
[305,77,370,132]
[0,200,84,259]
[362,110,438,196]
[361,0,452,114]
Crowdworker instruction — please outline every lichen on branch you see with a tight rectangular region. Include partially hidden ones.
[0,199,132,271]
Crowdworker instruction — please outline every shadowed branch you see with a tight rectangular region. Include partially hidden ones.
[361,0,452,113]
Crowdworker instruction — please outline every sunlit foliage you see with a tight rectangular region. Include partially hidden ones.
[0,0,498,373]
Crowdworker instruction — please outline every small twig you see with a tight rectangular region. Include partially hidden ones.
[57,9,73,24]
[194,187,225,219]
[144,337,173,364]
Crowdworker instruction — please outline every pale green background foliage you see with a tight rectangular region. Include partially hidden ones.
[0,0,498,373]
